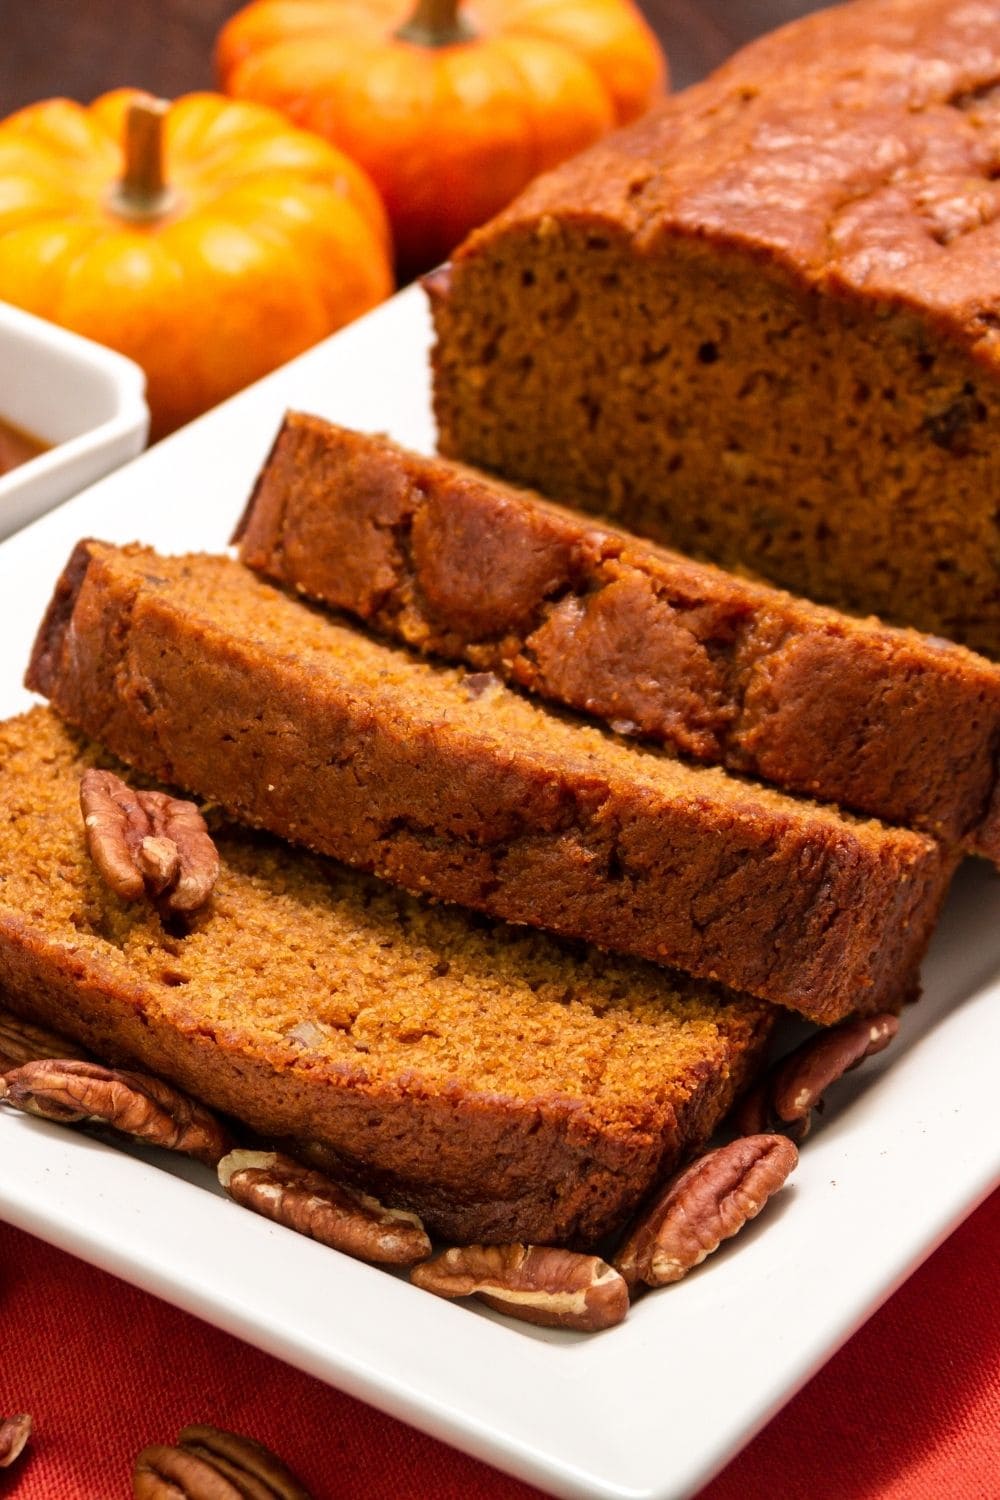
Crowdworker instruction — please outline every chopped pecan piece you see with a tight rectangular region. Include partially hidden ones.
[80,768,219,914]
[614,1134,798,1290]
[134,1425,312,1499]
[411,1243,629,1332]
[218,1150,431,1266]
[0,1413,31,1470]
[0,1006,88,1072]
[0,1059,231,1165]
[462,671,503,700]
[735,1013,900,1140]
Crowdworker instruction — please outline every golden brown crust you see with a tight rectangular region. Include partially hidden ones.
[27,541,953,1023]
[458,0,1000,355]
[431,0,1000,656]
[237,413,1000,856]
[0,708,772,1245]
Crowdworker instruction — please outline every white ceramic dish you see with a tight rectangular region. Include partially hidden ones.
[0,300,148,541]
[0,287,998,1500]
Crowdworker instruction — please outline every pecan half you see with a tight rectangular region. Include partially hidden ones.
[80,769,219,914]
[0,1060,231,1165]
[0,1006,89,1073]
[735,1013,900,1140]
[134,1426,312,1499]
[0,1414,31,1469]
[614,1134,798,1290]
[134,1445,242,1499]
[411,1244,629,1331]
[177,1426,311,1500]
[218,1150,431,1266]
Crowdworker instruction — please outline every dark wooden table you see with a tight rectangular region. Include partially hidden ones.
[2,1,821,108]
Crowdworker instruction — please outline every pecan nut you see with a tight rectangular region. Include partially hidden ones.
[411,1244,629,1332]
[134,1445,243,1499]
[218,1150,431,1266]
[614,1134,798,1289]
[134,1425,312,1499]
[177,1426,311,1500]
[0,1413,31,1470]
[0,1059,231,1165]
[0,1006,89,1073]
[81,768,219,914]
[735,1013,900,1140]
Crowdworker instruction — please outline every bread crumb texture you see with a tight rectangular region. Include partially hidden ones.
[27,544,954,1021]
[0,708,773,1241]
[431,0,1000,654]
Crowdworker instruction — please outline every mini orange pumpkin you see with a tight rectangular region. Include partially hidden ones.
[216,0,667,272]
[0,90,393,437]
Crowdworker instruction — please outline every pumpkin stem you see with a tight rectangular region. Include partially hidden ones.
[395,0,475,47]
[106,95,179,223]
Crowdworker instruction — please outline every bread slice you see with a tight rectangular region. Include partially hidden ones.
[235,412,1000,860]
[27,541,952,1023]
[428,0,1000,658]
[0,707,774,1245]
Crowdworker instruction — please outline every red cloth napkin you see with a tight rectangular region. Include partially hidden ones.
[2,1188,997,1499]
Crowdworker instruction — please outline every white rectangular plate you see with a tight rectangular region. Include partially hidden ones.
[1,287,998,1500]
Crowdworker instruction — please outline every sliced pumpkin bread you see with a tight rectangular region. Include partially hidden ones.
[27,541,954,1023]
[236,412,1000,859]
[0,707,773,1245]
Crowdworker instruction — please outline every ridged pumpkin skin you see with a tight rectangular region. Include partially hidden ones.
[0,90,393,436]
[216,0,667,271]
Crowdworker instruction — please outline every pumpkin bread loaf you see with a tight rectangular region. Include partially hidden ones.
[430,0,1000,657]
[0,708,775,1245]
[28,541,953,1024]
[236,412,1000,859]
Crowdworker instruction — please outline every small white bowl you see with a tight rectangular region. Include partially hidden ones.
[0,301,149,540]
